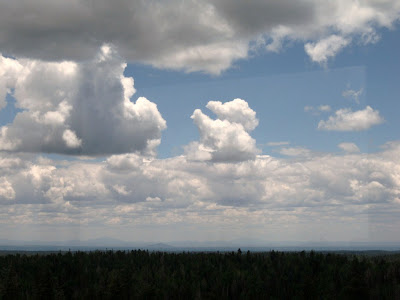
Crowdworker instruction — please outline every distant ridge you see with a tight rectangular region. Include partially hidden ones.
[145,243,174,249]
[1,238,399,252]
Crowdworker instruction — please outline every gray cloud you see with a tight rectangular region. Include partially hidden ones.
[0,46,166,155]
[0,0,399,74]
[211,0,315,36]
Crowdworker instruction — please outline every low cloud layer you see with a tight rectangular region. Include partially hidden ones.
[0,0,399,74]
[0,46,166,155]
[1,141,399,241]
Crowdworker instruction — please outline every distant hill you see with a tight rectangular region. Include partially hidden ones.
[145,243,174,250]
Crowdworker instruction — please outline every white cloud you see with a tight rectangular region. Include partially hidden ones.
[342,88,363,104]
[0,47,166,155]
[0,55,23,110]
[113,184,131,196]
[338,142,360,153]
[267,141,290,147]
[1,141,400,241]
[0,177,15,201]
[0,1,399,74]
[318,105,331,112]
[304,105,331,115]
[62,129,82,149]
[318,106,384,131]
[304,106,313,113]
[305,35,351,64]
[185,99,260,162]
[206,99,259,131]
[279,147,312,157]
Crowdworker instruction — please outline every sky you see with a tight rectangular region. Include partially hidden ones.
[0,0,400,244]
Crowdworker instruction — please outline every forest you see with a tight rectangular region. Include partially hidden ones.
[1,249,400,299]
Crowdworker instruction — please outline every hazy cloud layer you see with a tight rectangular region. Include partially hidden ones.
[0,46,166,155]
[0,0,399,73]
[0,142,399,240]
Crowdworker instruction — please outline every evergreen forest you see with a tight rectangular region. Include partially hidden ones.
[1,249,400,299]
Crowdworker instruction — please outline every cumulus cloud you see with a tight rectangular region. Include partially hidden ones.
[305,35,350,64]
[185,99,260,162]
[0,46,166,155]
[1,141,400,240]
[338,142,360,153]
[206,99,259,131]
[318,106,384,131]
[62,130,82,149]
[0,177,15,201]
[0,55,23,110]
[0,0,399,74]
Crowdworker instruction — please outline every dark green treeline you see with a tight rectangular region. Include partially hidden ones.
[1,249,400,299]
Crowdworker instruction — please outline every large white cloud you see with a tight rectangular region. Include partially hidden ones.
[318,106,384,131]
[0,0,399,74]
[185,99,260,162]
[0,46,166,155]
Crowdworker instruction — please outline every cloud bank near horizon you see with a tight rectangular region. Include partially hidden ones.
[0,141,399,241]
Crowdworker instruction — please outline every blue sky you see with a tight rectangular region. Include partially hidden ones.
[0,0,400,244]
[127,27,399,158]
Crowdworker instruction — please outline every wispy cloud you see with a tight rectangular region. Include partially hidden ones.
[342,88,363,104]
[266,141,290,147]
[304,105,331,115]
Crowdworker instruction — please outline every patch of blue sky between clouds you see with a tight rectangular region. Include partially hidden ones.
[135,66,371,158]
[126,27,400,159]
